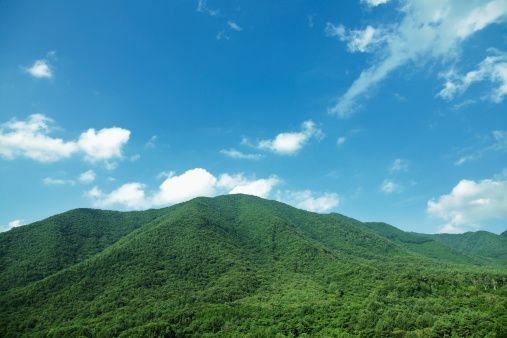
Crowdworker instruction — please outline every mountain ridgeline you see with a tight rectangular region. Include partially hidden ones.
[0,194,506,337]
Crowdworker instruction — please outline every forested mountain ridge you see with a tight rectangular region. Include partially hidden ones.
[1,194,506,337]
[424,231,507,266]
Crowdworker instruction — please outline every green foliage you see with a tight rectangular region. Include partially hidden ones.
[426,231,507,266]
[0,194,506,337]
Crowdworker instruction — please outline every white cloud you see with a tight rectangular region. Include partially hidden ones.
[78,127,130,163]
[308,15,315,28]
[491,130,507,151]
[24,51,56,78]
[326,24,388,53]
[255,120,324,155]
[26,60,53,78]
[8,219,24,229]
[428,178,507,233]
[0,114,131,166]
[79,170,96,184]
[276,190,339,213]
[220,148,264,160]
[455,154,479,166]
[394,93,407,102]
[361,0,390,7]
[92,183,149,210]
[216,31,229,40]
[337,137,346,146]
[85,186,103,198]
[228,21,242,31]
[327,0,507,118]
[197,0,219,16]
[0,114,78,162]
[218,173,279,198]
[152,168,218,206]
[453,130,506,166]
[390,158,408,172]
[438,49,507,103]
[381,179,402,194]
[87,169,282,210]
[145,135,157,148]
[43,177,75,186]
[156,171,175,179]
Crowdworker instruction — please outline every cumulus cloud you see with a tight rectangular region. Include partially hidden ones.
[276,190,339,213]
[152,168,218,206]
[327,0,507,118]
[381,179,402,194]
[438,49,507,103]
[25,52,55,78]
[0,114,130,165]
[218,173,279,198]
[79,170,96,184]
[428,178,507,233]
[254,120,324,155]
[0,114,78,162]
[91,183,149,210]
[78,127,130,163]
[88,169,282,210]
[220,148,264,160]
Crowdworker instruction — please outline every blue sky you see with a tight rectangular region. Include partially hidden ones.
[1,0,506,234]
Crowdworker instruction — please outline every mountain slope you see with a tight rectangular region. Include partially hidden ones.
[1,194,506,337]
[328,215,487,265]
[425,231,507,265]
[0,207,167,291]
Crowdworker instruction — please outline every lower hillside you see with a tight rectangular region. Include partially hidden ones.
[1,194,506,337]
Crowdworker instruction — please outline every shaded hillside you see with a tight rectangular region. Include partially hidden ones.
[0,207,167,291]
[1,195,506,337]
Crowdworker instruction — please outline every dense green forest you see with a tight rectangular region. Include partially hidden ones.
[1,194,506,337]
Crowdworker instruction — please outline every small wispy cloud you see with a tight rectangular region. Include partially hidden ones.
[389,158,408,172]
[220,148,264,160]
[145,135,157,148]
[227,21,242,31]
[43,177,75,186]
[197,0,219,16]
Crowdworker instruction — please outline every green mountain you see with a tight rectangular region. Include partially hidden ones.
[1,195,506,337]
[424,231,507,266]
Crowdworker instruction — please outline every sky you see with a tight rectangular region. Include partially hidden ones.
[0,0,506,235]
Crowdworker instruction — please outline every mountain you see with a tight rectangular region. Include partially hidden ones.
[424,231,507,266]
[1,194,506,337]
